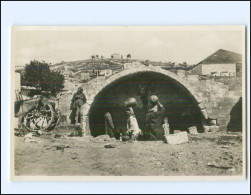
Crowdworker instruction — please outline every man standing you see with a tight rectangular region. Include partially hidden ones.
[70,87,86,124]
[145,95,165,140]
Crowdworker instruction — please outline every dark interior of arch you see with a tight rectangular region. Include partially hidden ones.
[89,72,206,138]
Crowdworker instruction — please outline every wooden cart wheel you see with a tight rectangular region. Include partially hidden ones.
[22,102,55,131]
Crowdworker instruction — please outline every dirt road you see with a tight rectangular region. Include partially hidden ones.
[15,133,243,176]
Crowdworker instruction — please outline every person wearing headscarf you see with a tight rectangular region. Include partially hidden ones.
[126,107,142,142]
[146,95,165,140]
[70,86,86,124]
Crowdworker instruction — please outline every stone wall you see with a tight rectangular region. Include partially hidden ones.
[57,66,242,136]
[184,75,242,131]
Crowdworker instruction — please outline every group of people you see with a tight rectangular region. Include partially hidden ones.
[104,95,170,142]
[70,87,170,141]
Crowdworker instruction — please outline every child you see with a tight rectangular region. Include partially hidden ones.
[163,117,170,136]
[126,107,142,142]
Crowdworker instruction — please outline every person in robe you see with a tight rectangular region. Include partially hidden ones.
[146,95,165,140]
[69,87,86,124]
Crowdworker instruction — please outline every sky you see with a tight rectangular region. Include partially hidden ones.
[13,27,244,66]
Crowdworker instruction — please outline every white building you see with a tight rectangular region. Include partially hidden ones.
[191,49,242,76]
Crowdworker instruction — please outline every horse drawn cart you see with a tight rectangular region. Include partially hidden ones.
[15,91,61,131]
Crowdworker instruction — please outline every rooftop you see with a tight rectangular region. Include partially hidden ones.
[197,49,242,65]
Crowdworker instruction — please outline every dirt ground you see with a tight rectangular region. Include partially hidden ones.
[14,133,243,176]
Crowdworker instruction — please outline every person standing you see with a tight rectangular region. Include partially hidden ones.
[146,95,165,140]
[70,87,86,124]
[126,107,142,142]
[104,112,115,138]
[163,117,170,136]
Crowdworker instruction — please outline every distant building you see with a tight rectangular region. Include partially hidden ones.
[190,49,242,76]
[111,53,121,59]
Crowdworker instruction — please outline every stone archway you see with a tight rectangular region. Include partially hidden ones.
[81,66,209,136]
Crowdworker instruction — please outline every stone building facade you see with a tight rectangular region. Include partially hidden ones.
[57,65,242,136]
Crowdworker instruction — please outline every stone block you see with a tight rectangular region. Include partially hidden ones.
[208,118,217,126]
[209,125,219,133]
[201,109,208,119]
[164,132,189,145]
[217,117,229,126]
[87,99,93,105]
[203,126,210,133]
[198,102,205,110]
[82,104,90,115]
[219,125,227,132]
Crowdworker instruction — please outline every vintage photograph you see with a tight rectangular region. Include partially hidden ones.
[10,26,246,180]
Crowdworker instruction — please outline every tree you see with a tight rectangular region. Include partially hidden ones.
[91,55,95,60]
[96,55,99,59]
[127,54,131,60]
[21,60,64,94]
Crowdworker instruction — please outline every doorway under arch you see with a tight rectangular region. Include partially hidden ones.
[88,71,207,138]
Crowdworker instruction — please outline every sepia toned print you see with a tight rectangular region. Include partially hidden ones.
[10,26,246,181]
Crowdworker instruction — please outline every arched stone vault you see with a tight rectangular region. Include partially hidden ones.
[81,65,208,136]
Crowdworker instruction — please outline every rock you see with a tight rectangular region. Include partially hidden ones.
[104,143,117,148]
[56,144,70,150]
[188,126,198,135]
[164,132,189,145]
[24,133,33,138]
[95,134,115,141]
